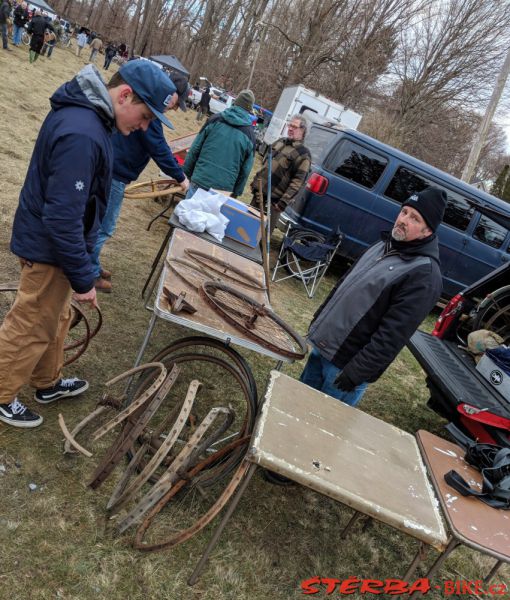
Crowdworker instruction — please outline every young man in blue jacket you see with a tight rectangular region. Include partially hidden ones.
[92,73,190,292]
[0,60,177,429]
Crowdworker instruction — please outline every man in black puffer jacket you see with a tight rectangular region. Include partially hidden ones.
[300,187,447,406]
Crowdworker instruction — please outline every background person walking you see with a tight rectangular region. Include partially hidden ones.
[0,0,11,51]
[26,10,53,62]
[88,34,102,63]
[12,0,28,47]
[76,28,87,56]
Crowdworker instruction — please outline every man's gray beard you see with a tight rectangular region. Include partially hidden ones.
[391,227,406,242]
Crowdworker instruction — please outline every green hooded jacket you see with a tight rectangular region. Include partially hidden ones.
[183,106,255,197]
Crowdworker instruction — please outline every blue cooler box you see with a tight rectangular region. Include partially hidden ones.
[220,199,263,248]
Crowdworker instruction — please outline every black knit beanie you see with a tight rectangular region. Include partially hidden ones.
[402,187,448,232]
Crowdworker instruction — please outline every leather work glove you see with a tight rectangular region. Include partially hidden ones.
[334,371,356,392]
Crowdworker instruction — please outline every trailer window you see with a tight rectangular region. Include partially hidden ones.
[384,167,474,231]
[473,215,507,249]
[305,128,338,164]
[324,140,387,189]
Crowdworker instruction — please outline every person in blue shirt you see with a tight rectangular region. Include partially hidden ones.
[92,73,190,293]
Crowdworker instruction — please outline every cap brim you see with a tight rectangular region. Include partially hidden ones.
[147,103,174,129]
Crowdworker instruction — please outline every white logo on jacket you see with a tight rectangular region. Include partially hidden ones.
[75,180,85,192]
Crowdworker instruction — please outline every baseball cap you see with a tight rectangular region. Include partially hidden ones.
[119,60,177,129]
[170,72,191,112]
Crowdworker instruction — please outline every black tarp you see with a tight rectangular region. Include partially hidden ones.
[149,55,189,77]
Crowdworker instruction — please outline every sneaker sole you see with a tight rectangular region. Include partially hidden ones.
[0,414,44,428]
[34,381,90,404]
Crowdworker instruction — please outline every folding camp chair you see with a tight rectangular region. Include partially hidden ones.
[272,223,343,298]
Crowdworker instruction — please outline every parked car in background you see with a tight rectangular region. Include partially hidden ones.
[188,86,228,113]
[282,122,510,299]
[209,91,236,114]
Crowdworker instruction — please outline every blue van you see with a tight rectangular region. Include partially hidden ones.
[283,124,510,298]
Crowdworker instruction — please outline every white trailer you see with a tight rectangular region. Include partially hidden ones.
[263,84,362,145]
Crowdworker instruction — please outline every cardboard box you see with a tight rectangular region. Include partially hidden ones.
[476,352,510,401]
[220,198,264,248]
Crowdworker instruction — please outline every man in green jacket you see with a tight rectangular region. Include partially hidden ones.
[183,90,256,198]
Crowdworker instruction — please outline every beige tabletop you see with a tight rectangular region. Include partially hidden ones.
[248,371,448,551]
[154,228,293,362]
[417,429,510,559]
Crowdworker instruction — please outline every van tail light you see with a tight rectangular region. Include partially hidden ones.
[432,293,464,338]
[306,173,329,195]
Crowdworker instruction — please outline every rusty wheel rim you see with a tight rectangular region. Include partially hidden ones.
[201,281,307,359]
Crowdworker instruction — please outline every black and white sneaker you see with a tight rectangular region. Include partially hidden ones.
[35,377,89,404]
[0,398,43,428]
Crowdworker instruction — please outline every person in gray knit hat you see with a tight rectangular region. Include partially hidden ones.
[234,89,255,113]
[183,88,256,198]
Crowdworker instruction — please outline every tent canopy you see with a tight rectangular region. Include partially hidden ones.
[28,0,57,14]
[149,55,189,77]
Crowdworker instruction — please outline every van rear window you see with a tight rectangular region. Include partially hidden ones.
[324,140,387,189]
[473,215,507,249]
[385,167,474,231]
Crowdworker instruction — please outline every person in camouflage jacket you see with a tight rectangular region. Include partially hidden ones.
[251,114,311,233]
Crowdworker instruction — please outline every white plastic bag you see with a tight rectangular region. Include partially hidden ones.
[174,189,230,241]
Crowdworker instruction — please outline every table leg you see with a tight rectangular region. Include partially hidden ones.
[424,537,460,580]
[147,197,175,231]
[141,225,173,298]
[188,462,258,586]
[339,511,363,538]
[123,312,158,402]
[403,541,428,581]
[484,559,503,583]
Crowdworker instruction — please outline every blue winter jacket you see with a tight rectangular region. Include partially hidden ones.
[10,66,114,293]
[112,119,185,184]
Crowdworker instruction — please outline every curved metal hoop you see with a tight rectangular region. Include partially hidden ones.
[185,249,267,292]
[200,281,307,359]
[124,179,181,199]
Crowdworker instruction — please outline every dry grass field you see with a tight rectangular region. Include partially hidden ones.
[0,43,508,600]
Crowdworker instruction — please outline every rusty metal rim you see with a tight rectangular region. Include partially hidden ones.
[200,281,307,359]
[141,336,258,407]
[0,283,102,366]
[124,179,181,199]
[133,438,250,552]
[184,248,267,292]
[116,406,236,533]
[88,365,181,490]
[128,352,255,488]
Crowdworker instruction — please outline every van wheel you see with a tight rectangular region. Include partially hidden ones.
[283,229,327,282]
[472,286,510,344]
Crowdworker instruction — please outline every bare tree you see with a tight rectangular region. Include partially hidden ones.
[389,0,510,148]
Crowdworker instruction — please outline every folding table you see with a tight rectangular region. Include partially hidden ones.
[135,228,291,370]
[416,430,510,582]
[188,371,448,583]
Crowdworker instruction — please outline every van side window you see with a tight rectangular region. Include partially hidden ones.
[384,167,474,231]
[324,140,387,189]
[473,215,507,249]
